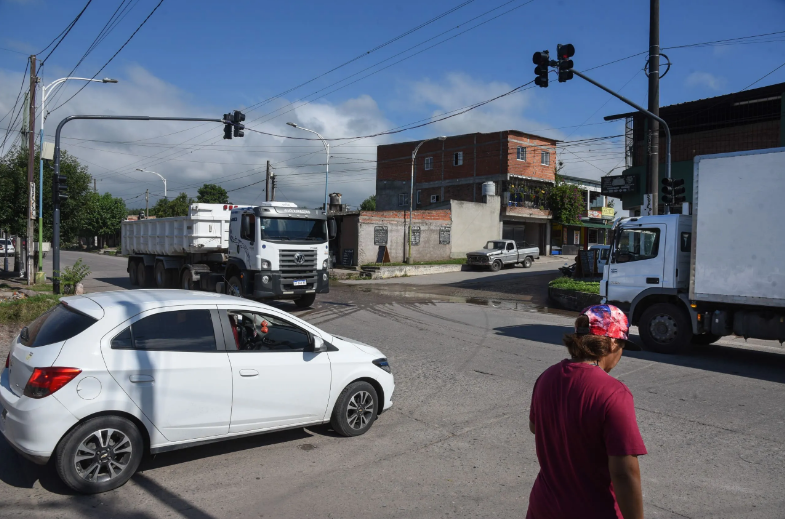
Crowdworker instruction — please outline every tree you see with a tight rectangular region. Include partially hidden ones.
[82,192,127,248]
[547,175,584,225]
[0,145,91,244]
[360,194,376,211]
[150,192,193,218]
[197,183,229,204]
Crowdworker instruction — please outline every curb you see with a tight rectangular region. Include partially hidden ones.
[547,286,602,312]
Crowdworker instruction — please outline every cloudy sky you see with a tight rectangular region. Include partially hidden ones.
[1,0,784,210]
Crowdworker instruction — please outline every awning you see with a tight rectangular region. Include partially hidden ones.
[560,221,612,229]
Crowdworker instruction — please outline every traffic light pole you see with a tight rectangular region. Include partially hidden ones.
[52,114,227,294]
[567,68,672,214]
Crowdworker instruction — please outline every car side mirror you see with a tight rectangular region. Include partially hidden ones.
[311,336,327,353]
[328,219,337,240]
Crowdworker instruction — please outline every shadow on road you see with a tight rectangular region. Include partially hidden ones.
[92,277,133,290]
[494,323,785,385]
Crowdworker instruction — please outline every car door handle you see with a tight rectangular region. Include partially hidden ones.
[129,374,154,383]
[239,369,259,377]
[646,277,660,284]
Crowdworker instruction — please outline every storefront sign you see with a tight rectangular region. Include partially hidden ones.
[373,226,388,245]
[602,207,615,218]
[411,226,421,246]
[439,226,451,244]
[587,210,602,219]
[341,248,354,266]
[601,174,637,195]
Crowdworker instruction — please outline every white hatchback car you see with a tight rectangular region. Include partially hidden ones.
[0,290,394,494]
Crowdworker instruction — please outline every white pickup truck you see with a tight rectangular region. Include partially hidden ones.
[122,201,336,308]
[466,239,540,271]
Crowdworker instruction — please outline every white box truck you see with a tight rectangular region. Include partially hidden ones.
[601,147,785,354]
[122,201,336,307]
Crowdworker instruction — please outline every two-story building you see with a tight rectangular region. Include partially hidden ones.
[376,130,558,254]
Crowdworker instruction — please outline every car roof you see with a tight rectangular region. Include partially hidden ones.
[63,290,265,322]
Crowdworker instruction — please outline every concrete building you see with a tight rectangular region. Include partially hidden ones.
[604,82,785,213]
[376,130,557,254]
[554,175,614,256]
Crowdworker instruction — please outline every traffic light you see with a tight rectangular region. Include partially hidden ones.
[661,177,686,205]
[232,110,245,138]
[557,43,575,82]
[532,50,550,88]
[223,113,233,140]
[53,174,68,203]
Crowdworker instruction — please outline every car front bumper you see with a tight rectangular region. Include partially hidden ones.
[0,368,78,465]
[252,269,330,299]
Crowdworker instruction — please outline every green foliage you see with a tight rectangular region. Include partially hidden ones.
[82,192,126,239]
[547,175,584,225]
[196,183,229,204]
[150,192,193,218]
[549,277,600,294]
[362,258,466,267]
[360,194,376,211]
[59,258,91,294]
[0,146,91,242]
[0,294,61,324]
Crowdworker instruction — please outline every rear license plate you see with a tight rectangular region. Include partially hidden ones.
[293,280,306,286]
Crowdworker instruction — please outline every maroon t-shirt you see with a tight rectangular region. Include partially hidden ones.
[527,360,647,519]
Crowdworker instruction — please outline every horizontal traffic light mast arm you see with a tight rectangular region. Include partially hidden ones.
[568,68,671,187]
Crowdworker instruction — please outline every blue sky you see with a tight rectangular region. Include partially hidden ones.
[1,0,784,208]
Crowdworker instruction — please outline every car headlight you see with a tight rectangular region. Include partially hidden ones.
[322,259,328,269]
[372,358,391,374]
[261,260,270,269]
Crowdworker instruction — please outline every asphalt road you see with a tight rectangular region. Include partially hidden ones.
[2,251,784,518]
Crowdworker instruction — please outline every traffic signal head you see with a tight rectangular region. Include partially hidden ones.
[53,174,68,203]
[232,110,245,138]
[557,43,575,82]
[223,113,232,140]
[532,50,550,88]
[661,177,686,205]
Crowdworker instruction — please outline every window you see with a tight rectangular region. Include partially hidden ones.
[227,310,311,352]
[416,190,421,205]
[680,232,692,252]
[430,194,440,203]
[600,248,610,261]
[453,152,463,166]
[112,310,217,352]
[506,242,515,251]
[21,304,97,348]
[240,213,256,242]
[398,193,409,206]
[541,151,550,166]
[616,228,660,262]
[424,157,433,170]
[260,218,326,242]
[516,147,527,161]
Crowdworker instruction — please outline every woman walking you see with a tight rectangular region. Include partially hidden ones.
[527,305,646,519]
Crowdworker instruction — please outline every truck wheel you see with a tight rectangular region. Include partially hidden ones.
[692,333,721,346]
[490,260,502,272]
[639,303,693,354]
[128,260,139,286]
[181,270,194,290]
[522,257,533,268]
[227,276,243,297]
[137,263,153,288]
[295,293,316,308]
[154,262,174,288]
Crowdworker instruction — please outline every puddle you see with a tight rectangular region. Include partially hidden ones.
[298,444,317,451]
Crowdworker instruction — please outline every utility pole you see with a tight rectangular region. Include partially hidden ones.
[145,189,149,218]
[270,173,276,201]
[265,160,271,202]
[647,0,660,215]
[26,55,37,285]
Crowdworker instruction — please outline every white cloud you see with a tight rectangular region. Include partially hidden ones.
[686,71,726,91]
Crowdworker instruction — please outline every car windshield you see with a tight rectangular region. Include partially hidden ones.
[484,241,506,250]
[20,303,97,347]
[260,218,327,242]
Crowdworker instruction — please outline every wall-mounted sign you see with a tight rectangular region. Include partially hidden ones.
[439,226,451,244]
[587,210,602,219]
[601,207,615,218]
[601,174,638,195]
[411,226,421,246]
[373,226,388,245]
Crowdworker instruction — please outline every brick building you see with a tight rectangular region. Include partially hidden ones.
[376,130,558,253]
[604,82,785,212]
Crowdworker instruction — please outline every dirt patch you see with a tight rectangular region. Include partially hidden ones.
[0,323,23,360]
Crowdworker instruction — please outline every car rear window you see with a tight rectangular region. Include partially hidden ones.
[21,303,98,347]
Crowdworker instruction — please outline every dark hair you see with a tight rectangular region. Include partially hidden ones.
[563,315,614,361]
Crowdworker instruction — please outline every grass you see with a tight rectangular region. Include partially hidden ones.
[0,283,52,293]
[362,258,466,267]
[0,294,61,324]
[549,277,601,294]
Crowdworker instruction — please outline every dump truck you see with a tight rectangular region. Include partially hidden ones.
[121,202,335,307]
[601,147,785,353]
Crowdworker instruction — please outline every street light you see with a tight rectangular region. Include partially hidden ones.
[38,77,117,278]
[408,136,446,264]
[286,122,330,211]
[135,168,167,199]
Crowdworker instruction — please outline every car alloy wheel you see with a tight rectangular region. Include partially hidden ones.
[346,390,374,430]
[74,428,133,483]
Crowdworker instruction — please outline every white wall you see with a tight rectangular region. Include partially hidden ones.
[449,196,502,258]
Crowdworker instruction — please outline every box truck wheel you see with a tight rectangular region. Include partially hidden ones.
[137,263,154,288]
[295,293,316,308]
[227,276,243,297]
[181,269,194,290]
[639,303,693,354]
[154,262,175,288]
[128,260,139,286]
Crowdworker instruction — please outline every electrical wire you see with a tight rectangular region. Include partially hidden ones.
[39,0,94,65]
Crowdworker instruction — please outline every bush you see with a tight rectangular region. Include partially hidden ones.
[0,294,60,324]
[549,277,600,294]
[59,259,91,294]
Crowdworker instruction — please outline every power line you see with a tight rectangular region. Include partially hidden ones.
[0,60,31,155]
[39,0,94,64]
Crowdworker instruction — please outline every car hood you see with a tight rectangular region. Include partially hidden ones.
[331,335,384,358]
[467,249,501,256]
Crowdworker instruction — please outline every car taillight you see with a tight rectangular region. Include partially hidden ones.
[23,367,82,399]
